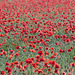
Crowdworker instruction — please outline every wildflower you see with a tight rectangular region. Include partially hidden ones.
[0,53,3,56]
[1,71,5,75]
[71,46,73,49]
[38,69,43,74]
[10,62,14,68]
[68,49,71,52]
[38,51,43,56]
[45,51,49,56]
[15,53,19,58]
[16,46,21,49]
[48,68,51,72]
[70,62,75,67]
[23,65,27,69]
[10,50,13,53]
[5,67,9,70]
[51,60,56,67]
[40,57,45,62]
[22,46,25,49]
[61,72,66,75]
[3,51,7,55]
[25,58,33,64]
[20,62,23,65]
[14,61,18,65]
[54,69,59,74]
[7,68,12,73]
[1,49,4,52]
[36,55,40,59]
[68,73,72,75]
[46,39,50,42]
[23,38,27,42]
[55,63,60,70]
[6,62,9,66]
[23,49,26,52]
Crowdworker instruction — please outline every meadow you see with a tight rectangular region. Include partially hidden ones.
[0,0,75,75]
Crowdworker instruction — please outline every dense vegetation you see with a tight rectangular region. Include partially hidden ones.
[0,0,75,75]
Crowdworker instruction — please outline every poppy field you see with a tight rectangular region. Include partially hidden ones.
[0,0,75,75]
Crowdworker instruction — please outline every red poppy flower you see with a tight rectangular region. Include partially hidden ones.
[1,71,5,75]
[3,51,7,55]
[55,63,60,70]
[31,49,35,53]
[51,55,55,58]
[6,62,9,66]
[45,51,49,56]
[36,55,40,59]
[38,69,43,74]
[74,56,75,60]
[68,73,72,75]
[23,38,27,42]
[0,34,3,37]
[22,46,25,49]
[52,47,54,50]
[23,65,27,69]
[15,53,19,58]
[54,69,59,74]
[55,35,60,39]
[65,38,70,42]
[20,62,23,65]
[14,61,18,65]
[31,63,37,67]
[7,68,12,73]
[70,62,75,67]
[25,58,33,64]
[46,39,50,42]
[56,42,59,46]
[54,52,58,55]
[51,60,56,67]
[0,49,4,52]
[7,36,10,39]
[38,50,43,56]
[68,49,71,52]
[23,49,26,52]
[10,50,13,53]
[16,46,21,49]
[40,57,45,62]
[5,67,9,70]
[10,62,14,68]
[46,47,48,50]
[71,46,73,49]
[48,68,51,72]
[51,50,53,54]
[61,72,66,75]
[0,53,3,56]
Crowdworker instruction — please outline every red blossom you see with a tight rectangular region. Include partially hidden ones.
[1,71,5,75]
[74,56,75,60]
[61,72,66,75]
[6,62,9,66]
[68,49,71,52]
[15,53,19,58]
[10,50,13,53]
[14,61,18,65]
[38,69,43,74]
[16,46,21,49]
[38,50,43,56]
[7,68,12,73]
[55,63,60,70]
[54,69,59,74]
[10,62,14,68]
[70,62,75,67]
[25,58,33,64]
